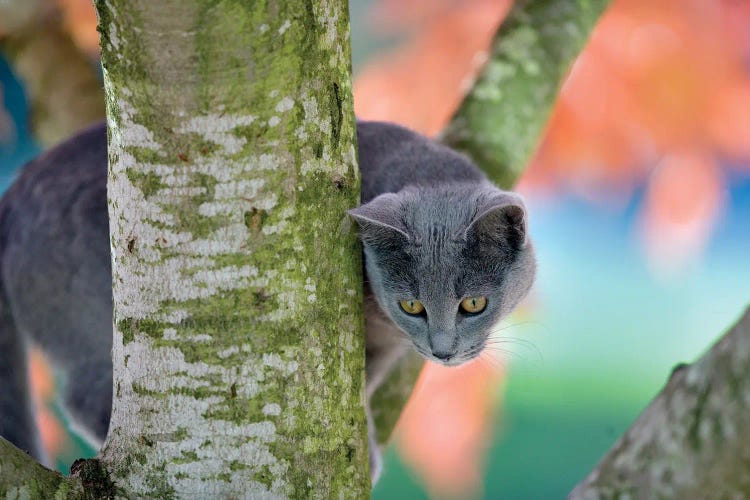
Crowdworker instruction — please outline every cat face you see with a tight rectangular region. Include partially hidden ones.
[349,184,536,366]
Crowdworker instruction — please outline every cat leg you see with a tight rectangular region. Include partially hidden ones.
[61,359,112,449]
[0,299,46,462]
[364,297,410,485]
[366,403,382,485]
[364,298,409,398]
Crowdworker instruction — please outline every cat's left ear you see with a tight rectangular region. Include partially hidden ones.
[465,192,528,249]
[348,193,410,244]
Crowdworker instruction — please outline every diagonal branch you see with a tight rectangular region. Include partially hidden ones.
[0,0,104,145]
[442,0,611,189]
[570,307,750,498]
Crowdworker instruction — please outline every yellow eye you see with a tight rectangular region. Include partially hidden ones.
[399,299,425,315]
[460,296,487,314]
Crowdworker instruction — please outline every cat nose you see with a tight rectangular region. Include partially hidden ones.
[431,349,454,361]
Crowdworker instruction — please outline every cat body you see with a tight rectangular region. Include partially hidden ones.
[0,121,535,481]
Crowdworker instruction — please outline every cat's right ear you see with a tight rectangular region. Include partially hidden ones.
[348,193,410,244]
[465,192,529,249]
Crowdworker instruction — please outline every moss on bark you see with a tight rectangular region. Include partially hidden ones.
[442,0,611,189]
[96,0,368,497]
[0,437,83,497]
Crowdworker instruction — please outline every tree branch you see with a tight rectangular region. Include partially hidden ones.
[442,0,611,189]
[570,307,750,498]
[0,0,104,145]
[0,437,83,497]
[372,0,612,445]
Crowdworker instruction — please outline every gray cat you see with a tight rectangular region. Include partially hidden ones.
[0,120,535,482]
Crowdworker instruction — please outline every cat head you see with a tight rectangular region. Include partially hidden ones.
[349,184,536,366]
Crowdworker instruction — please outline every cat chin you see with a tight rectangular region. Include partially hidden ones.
[434,358,469,368]
[413,348,479,367]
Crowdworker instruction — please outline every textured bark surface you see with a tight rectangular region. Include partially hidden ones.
[96,0,368,497]
[0,437,82,497]
[371,0,612,446]
[570,307,750,499]
[442,0,611,187]
[0,0,105,145]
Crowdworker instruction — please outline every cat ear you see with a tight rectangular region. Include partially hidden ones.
[465,192,528,248]
[348,193,410,243]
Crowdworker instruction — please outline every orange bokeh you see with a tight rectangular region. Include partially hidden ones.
[395,359,505,499]
[354,0,512,137]
[55,0,99,56]
[533,0,750,191]
[28,349,66,459]
[640,151,724,278]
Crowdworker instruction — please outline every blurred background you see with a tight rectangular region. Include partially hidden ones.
[1,0,749,497]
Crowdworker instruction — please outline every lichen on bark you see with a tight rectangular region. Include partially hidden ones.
[96,0,368,497]
[441,0,611,188]
[0,437,83,497]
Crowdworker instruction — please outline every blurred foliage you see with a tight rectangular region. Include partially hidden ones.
[0,0,103,146]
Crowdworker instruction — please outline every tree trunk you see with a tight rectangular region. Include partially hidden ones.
[93,0,368,496]
[0,438,82,497]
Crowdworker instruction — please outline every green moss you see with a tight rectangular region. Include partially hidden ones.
[99,0,369,496]
[134,452,147,466]
[229,461,247,472]
[117,317,164,344]
[175,451,198,463]
[70,458,116,499]
[128,146,166,165]
[173,427,189,440]
[126,169,164,199]
[253,464,274,489]
[143,468,176,500]
[131,383,159,397]
[441,0,610,188]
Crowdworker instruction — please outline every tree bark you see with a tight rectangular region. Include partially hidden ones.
[442,0,611,187]
[0,0,105,146]
[371,0,612,445]
[94,0,368,496]
[0,438,82,497]
[570,307,750,499]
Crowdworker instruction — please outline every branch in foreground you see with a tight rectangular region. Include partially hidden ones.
[571,307,750,498]
[371,0,612,445]
[0,437,82,496]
